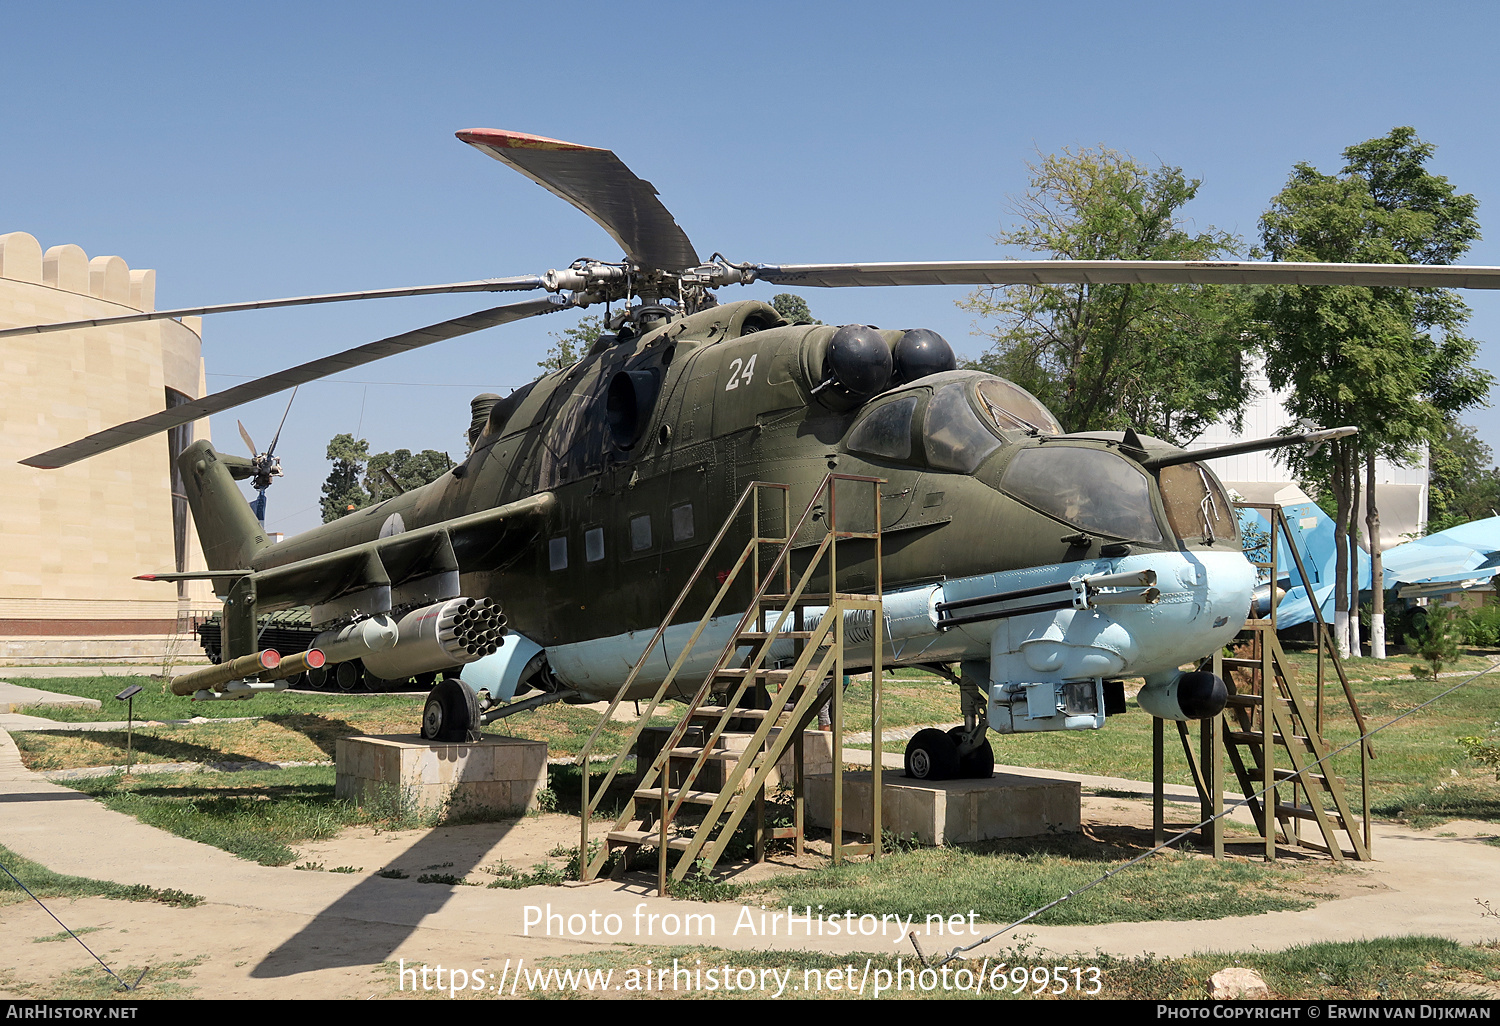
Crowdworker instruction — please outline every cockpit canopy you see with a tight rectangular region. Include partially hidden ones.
[844,371,1063,472]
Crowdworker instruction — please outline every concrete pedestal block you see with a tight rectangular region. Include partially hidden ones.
[807,771,1080,846]
[336,733,548,819]
[636,726,833,792]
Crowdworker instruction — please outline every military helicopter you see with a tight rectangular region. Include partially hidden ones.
[14,129,1500,778]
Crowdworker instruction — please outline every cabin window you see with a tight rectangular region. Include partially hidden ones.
[549,536,568,571]
[630,514,653,552]
[846,395,918,461]
[585,526,605,562]
[671,503,695,543]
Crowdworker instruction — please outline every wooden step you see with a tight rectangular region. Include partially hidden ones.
[688,706,773,721]
[1275,803,1348,829]
[738,630,819,642]
[631,788,724,806]
[666,747,744,761]
[1227,730,1314,748]
[1226,694,1291,708]
[1274,768,1328,786]
[713,668,795,684]
[1221,657,1264,669]
[606,829,694,851]
[758,592,877,605]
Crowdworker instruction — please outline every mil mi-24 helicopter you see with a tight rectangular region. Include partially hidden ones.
[14,129,1500,779]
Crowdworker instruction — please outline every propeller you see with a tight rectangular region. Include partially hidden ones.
[14,127,1500,472]
[237,386,299,524]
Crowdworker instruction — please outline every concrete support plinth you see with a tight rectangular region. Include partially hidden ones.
[635,726,833,791]
[807,771,1080,846]
[336,733,548,819]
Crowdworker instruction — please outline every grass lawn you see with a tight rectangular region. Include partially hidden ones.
[0,842,200,908]
[47,764,552,867]
[11,675,680,770]
[732,832,1351,925]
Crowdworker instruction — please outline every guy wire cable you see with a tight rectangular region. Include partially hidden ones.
[0,858,139,991]
[929,657,1500,967]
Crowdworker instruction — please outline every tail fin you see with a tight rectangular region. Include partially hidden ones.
[179,440,273,570]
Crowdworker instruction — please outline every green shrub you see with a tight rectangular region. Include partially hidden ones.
[1454,605,1500,647]
[1409,606,1461,679]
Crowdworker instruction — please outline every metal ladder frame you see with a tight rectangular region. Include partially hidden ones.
[577,473,885,888]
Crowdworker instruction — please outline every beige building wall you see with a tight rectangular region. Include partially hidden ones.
[0,231,214,663]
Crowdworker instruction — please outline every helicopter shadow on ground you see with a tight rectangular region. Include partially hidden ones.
[246,755,644,978]
[249,823,517,979]
[22,728,265,768]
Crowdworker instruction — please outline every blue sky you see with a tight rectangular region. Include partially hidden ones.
[6,2,1498,538]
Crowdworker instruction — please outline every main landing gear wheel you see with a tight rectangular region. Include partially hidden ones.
[422,678,478,742]
[947,726,994,779]
[905,728,959,781]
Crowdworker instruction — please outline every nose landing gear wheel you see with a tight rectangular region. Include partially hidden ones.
[422,678,478,742]
[904,728,960,781]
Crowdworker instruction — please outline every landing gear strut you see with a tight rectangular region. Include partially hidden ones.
[903,667,993,780]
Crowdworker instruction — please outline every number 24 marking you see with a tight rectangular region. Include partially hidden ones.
[725,354,757,391]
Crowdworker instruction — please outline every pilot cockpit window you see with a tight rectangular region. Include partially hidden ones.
[1001,446,1164,543]
[923,383,1002,473]
[976,378,1063,435]
[846,395,918,461]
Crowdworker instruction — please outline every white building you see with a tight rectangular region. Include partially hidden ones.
[1186,358,1427,549]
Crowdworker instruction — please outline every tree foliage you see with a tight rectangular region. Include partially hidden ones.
[1428,419,1500,531]
[961,147,1251,442]
[365,448,456,504]
[539,314,604,371]
[320,433,369,523]
[319,434,453,522]
[1257,129,1487,474]
[771,293,819,324]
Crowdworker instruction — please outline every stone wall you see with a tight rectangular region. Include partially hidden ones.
[0,231,215,663]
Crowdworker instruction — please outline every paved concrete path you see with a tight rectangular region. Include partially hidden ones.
[0,680,101,714]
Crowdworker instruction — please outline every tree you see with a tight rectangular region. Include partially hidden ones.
[1428,419,1500,532]
[1255,127,1491,658]
[320,433,369,522]
[961,147,1252,443]
[320,435,455,521]
[365,448,456,503]
[771,293,819,324]
[539,314,604,371]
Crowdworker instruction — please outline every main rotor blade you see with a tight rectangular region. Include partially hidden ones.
[21,295,571,470]
[458,128,699,272]
[752,260,1500,290]
[0,276,547,340]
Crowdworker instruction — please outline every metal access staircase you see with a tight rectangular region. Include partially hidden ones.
[1164,501,1373,862]
[577,474,886,893]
